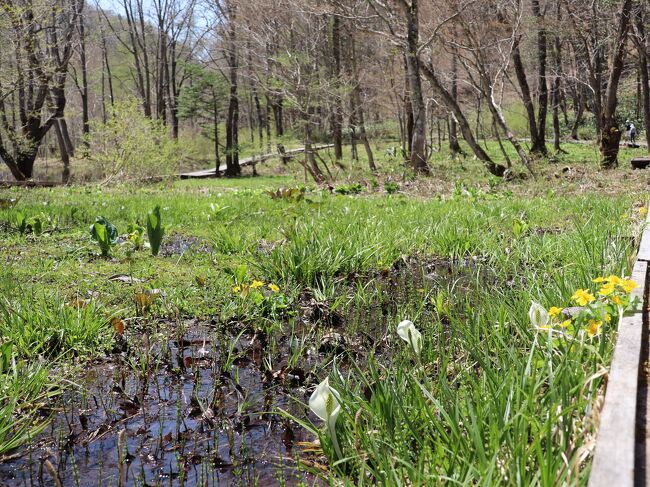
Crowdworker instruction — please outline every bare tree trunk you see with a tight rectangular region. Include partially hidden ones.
[274,99,284,136]
[570,86,585,139]
[225,1,240,176]
[99,12,115,116]
[304,113,326,182]
[512,41,544,154]
[551,1,564,153]
[449,54,462,156]
[168,40,179,139]
[59,119,75,158]
[78,12,89,148]
[533,0,548,154]
[213,96,221,175]
[633,5,650,154]
[420,62,505,176]
[54,120,70,183]
[485,85,533,174]
[331,15,343,161]
[600,0,633,169]
[399,0,430,174]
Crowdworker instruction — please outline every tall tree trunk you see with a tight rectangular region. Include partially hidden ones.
[59,119,75,158]
[273,98,284,136]
[54,120,70,182]
[449,54,462,155]
[225,2,240,176]
[512,41,543,152]
[600,0,633,168]
[634,6,650,154]
[551,1,564,152]
[213,97,221,175]
[99,12,115,114]
[532,0,548,154]
[331,15,343,161]
[570,86,585,139]
[168,40,179,139]
[78,12,89,148]
[400,0,430,174]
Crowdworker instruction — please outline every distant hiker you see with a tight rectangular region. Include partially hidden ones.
[626,120,638,144]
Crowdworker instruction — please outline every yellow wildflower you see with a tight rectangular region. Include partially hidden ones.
[268,283,280,292]
[598,283,616,296]
[606,275,622,286]
[604,313,612,323]
[251,280,264,289]
[620,279,638,294]
[640,206,648,217]
[592,277,606,283]
[572,289,595,306]
[587,319,602,337]
[232,285,241,293]
[560,319,572,328]
[611,295,623,305]
[549,306,562,318]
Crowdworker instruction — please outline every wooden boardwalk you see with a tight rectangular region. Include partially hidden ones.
[178,144,334,179]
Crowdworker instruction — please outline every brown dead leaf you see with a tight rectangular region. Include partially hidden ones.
[0,198,19,209]
[111,317,125,336]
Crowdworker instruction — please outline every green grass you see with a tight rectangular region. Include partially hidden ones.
[0,142,646,482]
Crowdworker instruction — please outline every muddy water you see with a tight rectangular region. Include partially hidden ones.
[1,328,321,487]
[0,257,489,486]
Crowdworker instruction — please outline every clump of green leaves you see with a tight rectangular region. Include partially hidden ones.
[90,216,118,257]
[384,182,400,194]
[127,223,146,250]
[512,218,530,238]
[12,211,27,235]
[334,183,363,195]
[266,187,306,201]
[12,212,52,236]
[146,206,164,256]
[28,215,43,235]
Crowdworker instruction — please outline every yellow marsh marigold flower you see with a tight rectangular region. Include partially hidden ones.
[560,319,572,328]
[549,307,562,318]
[572,289,595,306]
[640,206,648,217]
[592,277,606,283]
[599,283,616,296]
[606,275,622,286]
[587,319,602,337]
[604,313,612,323]
[232,285,241,293]
[621,279,638,294]
[251,280,264,289]
[268,283,280,292]
[611,295,623,305]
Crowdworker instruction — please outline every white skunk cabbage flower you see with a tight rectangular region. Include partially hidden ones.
[397,319,422,356]
[529,301,550,329]
[309,377,342,459]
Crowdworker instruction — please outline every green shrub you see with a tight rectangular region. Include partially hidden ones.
[86,98,185,183]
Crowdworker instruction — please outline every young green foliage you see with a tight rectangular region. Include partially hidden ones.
[90,216,118,257]
[146,205,164,256]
